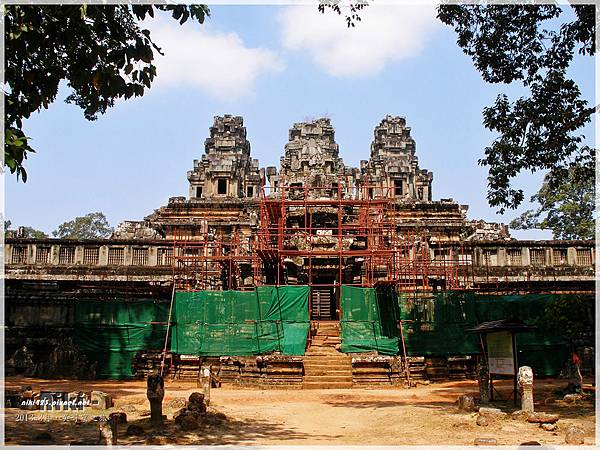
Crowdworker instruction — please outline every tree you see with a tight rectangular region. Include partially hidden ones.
[510,166,595,240]
[53,212,113,239]
[5,4,209,181]
[437,4,596,216]
[3,220,48,238]
[535,295,594,390]
[318,0,368,27]
[16,226,48,239]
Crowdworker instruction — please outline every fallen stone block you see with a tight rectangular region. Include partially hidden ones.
[457,394,477,412]
[476,415,489,427]
[166,397,186,409]
[177,411,200,431]
[188,392,205,406]
[90,391,112,410]
[474,437,497,446]
[478,407,507,420]
[565,425,585,445]
[527,412,559,424]
[541,423,557,432]
[187,392,207,413]
[511,410,529,421]
[563,393,583,403]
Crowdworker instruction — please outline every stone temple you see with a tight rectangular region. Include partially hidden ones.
[5,115,595,387]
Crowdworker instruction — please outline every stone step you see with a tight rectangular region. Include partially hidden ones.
[304,360,351,366]
[304,368,352,378]
[311,337,339,342]
[304,368,352,373]
[316,328,340,336]
[302,382,353,389]
[305,355,345,359]
[304,376,353,383]
[314,330,340,336]
[305,362,350,367]
[306,345,345,351]
[309,341,340,351]
[305,361,350,366]
[305,354,348,359]
[305,368,352,373]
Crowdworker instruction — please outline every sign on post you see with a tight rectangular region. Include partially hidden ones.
[487,331,515,375]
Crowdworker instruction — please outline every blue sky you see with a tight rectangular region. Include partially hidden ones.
[5,4,595,239]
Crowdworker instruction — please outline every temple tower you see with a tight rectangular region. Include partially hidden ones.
[266,118,358,197]
[187,115,262,200]
[362,115,433,201]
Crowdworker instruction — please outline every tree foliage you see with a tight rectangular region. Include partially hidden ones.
[16,226,49,239]
[53,212,113,239]
[5,4,209,181]
[510,166,595,240]
[4,220,48,238]
[536,296,594,348]
[318,0,368,27]
[437,4,596,214]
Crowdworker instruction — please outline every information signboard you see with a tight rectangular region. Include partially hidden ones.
[487,331,515,375]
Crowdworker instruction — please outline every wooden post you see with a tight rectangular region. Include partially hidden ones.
[512,332,518,407]
[147,373,164,427]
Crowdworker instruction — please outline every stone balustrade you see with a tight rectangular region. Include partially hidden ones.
[5,238,594,270]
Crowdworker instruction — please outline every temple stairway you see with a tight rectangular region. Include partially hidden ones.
[303,321,353,389]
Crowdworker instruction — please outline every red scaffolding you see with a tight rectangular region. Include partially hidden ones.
[256,183,399,288]
[168,182,473,293]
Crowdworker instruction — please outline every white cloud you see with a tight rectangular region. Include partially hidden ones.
[279,4,440,78]
[147,21,284,100]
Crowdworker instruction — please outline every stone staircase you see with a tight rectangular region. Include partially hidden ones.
[303,321,353,389]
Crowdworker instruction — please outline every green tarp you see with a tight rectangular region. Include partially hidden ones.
[73,287,592,379]
[74,300,169,379]
[340,287,594,376]
[340,285,400,355]
[170,286,310,356]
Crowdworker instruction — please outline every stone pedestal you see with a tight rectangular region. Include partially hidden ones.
[198,367,211,406]
[518,366,534,412]
[147,374,164,427]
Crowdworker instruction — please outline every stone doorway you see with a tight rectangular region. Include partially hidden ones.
[310,282,337,320]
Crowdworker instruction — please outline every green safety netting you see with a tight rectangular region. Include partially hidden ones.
[473,294,588,377]
[170,286,310,356]
[340,285,400,355]
[73,287,592,379]
[74,300,169,379]
[340,287,594,376]
[399,291,480,356]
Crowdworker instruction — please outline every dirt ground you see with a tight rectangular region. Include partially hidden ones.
[3,375,596,446]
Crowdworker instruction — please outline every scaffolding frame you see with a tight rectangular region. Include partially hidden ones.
[168,181,473,293]
[256,183,399,288]
[171,230,255,291]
